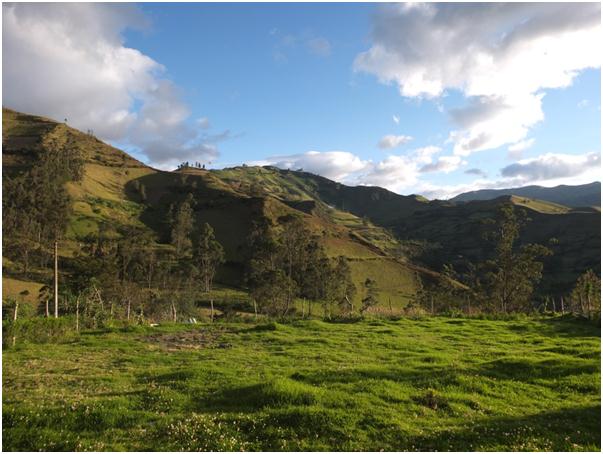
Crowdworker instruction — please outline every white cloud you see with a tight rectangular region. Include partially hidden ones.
[256,145,450,193]
[378,134,413,149]
[392,115,400,124]
[419,155,462,174]
[2,3,220,169]
[354,3,601,156]
[507,137,536,159]
[413,145,442,164]
[501,152,600,181]
[251,151,367,182]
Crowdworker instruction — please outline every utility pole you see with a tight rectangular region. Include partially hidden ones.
[54,239,59,318]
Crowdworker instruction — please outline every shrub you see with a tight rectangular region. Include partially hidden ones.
[3,316,77,347]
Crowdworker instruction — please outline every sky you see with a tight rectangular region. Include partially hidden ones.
[2,2,601,199]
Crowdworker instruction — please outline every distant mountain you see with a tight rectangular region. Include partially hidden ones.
[450,182,601,208]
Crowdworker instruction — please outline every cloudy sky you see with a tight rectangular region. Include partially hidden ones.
[2,2,601,198]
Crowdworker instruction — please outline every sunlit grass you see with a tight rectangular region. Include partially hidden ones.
[2,315,600,451]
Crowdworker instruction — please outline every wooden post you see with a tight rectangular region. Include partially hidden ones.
[210,299,214,322]
[13,301,19,321]
[560,296,564,314]
[76,297,80,332]
[126,299,131,321]
[54,239,59,318]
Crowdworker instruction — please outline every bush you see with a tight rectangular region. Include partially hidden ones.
[3,317,77,347]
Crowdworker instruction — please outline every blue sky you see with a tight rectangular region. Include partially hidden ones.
[3,2,601,198]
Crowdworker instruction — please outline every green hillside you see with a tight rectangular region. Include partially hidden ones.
[2,108,432,310]
[3,108,599,305]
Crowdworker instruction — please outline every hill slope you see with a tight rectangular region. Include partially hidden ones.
[451,182,601,208]
[217,167,600,295]
[3,108,599,302]
[2,108,436,310]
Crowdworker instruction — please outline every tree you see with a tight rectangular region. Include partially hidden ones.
[482,205,552,313]
[323,256,356,317]
[194,223,225,293]
[170,194,195,257]
[250,269,296,316]
[570,270,601,319]
[360,278,378,314]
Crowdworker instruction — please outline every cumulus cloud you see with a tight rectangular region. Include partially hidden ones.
[419,155,462,174]
[378,134,413,149]
[252,151,367,181]
[354,3,601,156]
[507,137,536,159]
[2,3,220,169]
[255,145,450,193]
[420,151,601,200]
[501,152,600,181]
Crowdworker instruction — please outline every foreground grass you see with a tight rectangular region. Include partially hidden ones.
[2,316,600,451]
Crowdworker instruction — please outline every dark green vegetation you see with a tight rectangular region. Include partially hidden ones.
[451,182,601,208]
[2,316,600,451]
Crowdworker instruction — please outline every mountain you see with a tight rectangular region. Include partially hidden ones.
[2,108,599,305]
[450,182,601,208]
[2,108,445,310]
[211,167,601,295]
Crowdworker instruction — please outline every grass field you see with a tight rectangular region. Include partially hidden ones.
[2,316,600,451]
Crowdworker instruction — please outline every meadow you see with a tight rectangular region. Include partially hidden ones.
[2,315,600,451]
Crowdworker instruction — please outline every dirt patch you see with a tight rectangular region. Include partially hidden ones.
[144,329,233,352]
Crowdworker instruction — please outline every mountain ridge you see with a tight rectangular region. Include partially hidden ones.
[450,182,601,208]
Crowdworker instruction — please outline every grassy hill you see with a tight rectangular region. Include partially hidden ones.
[2,108,432,310]
[3,108,599,303]
[208,165,599,295]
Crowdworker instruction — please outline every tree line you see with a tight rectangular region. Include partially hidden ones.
[414,204,601,318]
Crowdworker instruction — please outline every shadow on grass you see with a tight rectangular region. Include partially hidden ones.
[477,357,600,381]
[506,316,601,339]
[403,405,601,451]
[193,378,320,412]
